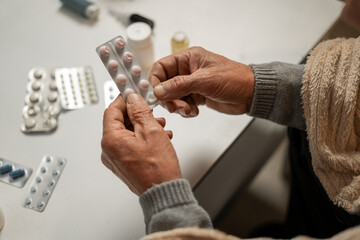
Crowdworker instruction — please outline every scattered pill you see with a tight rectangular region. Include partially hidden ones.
[108,60,119,71]
[47,92,58,103]
[123,52,133,63]
[131,66,142,77]
[99,46,110,57]
[31,81,42,91]
[0,164,13,175]
[9,169,25,180]
[115,37,125,49]
[24,117,36,129]
[139,79,150,90]
[34,69,43,79]
[124,88,135,99]
[116,74,127,85]
[25,197,32,205]
[29,92,40,103]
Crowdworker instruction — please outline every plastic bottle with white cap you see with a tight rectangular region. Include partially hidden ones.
[0,207,4,231]
[126,22,154,73]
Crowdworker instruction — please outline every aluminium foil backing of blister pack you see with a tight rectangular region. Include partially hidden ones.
[96,35,158,108]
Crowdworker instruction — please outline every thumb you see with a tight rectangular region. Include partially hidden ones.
[153,75,198,100]
[126,93,158,134]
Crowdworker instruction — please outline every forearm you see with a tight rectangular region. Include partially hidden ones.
[139,179,212,234]
[248,62,306,130]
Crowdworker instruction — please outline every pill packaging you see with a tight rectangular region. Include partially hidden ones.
[104,80,120,108]
[55,67,98,110]
[96,35,158,108]
[23,155,66,212]
[21,67,61,133]
[0,157,33,188]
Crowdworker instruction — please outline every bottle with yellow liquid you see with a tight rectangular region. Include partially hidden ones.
[171,31,189,54]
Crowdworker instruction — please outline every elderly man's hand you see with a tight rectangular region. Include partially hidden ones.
[150,47,255,117]
[101,94,182,195]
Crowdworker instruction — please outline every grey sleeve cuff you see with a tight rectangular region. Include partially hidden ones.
[139,179,212,234]
[248,62,306,130]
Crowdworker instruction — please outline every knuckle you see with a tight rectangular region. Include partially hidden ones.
[144,125,163,136]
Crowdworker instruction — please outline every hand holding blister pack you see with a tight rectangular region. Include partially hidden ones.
[96,36,158,108]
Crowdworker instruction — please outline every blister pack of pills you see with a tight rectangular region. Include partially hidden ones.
[96,35,158,108]
[23,155,66,212]
[21,68,61,133]
[104,80,120,108]
[55,67,98,110]
[0,157,33,188]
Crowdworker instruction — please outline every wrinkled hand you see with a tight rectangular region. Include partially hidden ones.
[101,93,182,195]
[150,47,255,116]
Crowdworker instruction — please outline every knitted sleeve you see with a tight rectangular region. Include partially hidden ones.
[302,37,360,214]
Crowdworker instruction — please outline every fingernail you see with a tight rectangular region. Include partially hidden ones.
[154,84,167,97]
[190,110,198,117]
[178,108,187,117]
[127,93,141,104]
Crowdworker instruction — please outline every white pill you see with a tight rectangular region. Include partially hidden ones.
[124,88,135,99]
[25,197,32,205]
[31,81,42,91]
[116,74,127,85]
[108,60,119,71]
[49,81,58,91]
[131,66,142,77]
[30,186,37,193]
[46,118,57,128]
[115,38,125,49]
[36,176,42,183]
[47,92,58,103]
[46,105,60,116]
[99,46,110,57]
[123,52,133,63]
[34,69,43,79]
[48,179,55,187]
[37,201,44,208]
[43,189,50,197]
[29,93,40,103]
[25,118,36,129]
[147,93,157,105]
[139,79,149,90]
[27,106,39,117]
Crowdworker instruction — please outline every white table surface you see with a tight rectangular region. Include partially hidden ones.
[0,0,343,239]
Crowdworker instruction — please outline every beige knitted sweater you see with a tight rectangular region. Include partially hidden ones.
[141,37,360,240]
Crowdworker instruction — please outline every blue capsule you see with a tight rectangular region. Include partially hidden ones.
[0,164,13,175]
[9,169,25,180]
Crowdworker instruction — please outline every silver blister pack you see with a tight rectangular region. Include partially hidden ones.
[104,80,120,108]
[55,67,98,110]
[96,35,158,108]
[21,68,61,133]
[23,155,66,212]
[0,157,33,188]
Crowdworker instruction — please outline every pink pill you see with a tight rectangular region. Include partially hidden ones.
[123,52,133,63]
[99,46,110,57]
[108,60,119,71]
[115,38,125,49]
[124,88,135,99]
[116,74,127,85]
[131,66,142,77]
[139,79,149,90]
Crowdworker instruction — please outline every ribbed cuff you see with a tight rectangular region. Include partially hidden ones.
[139,179,197,225]
[248,64,278,119]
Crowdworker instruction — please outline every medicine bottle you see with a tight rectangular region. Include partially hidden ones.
[171,31,189,53]
[126,22,154,73]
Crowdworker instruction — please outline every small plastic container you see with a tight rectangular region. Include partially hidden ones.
[126,22,154,73]
[171,31,189,53]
